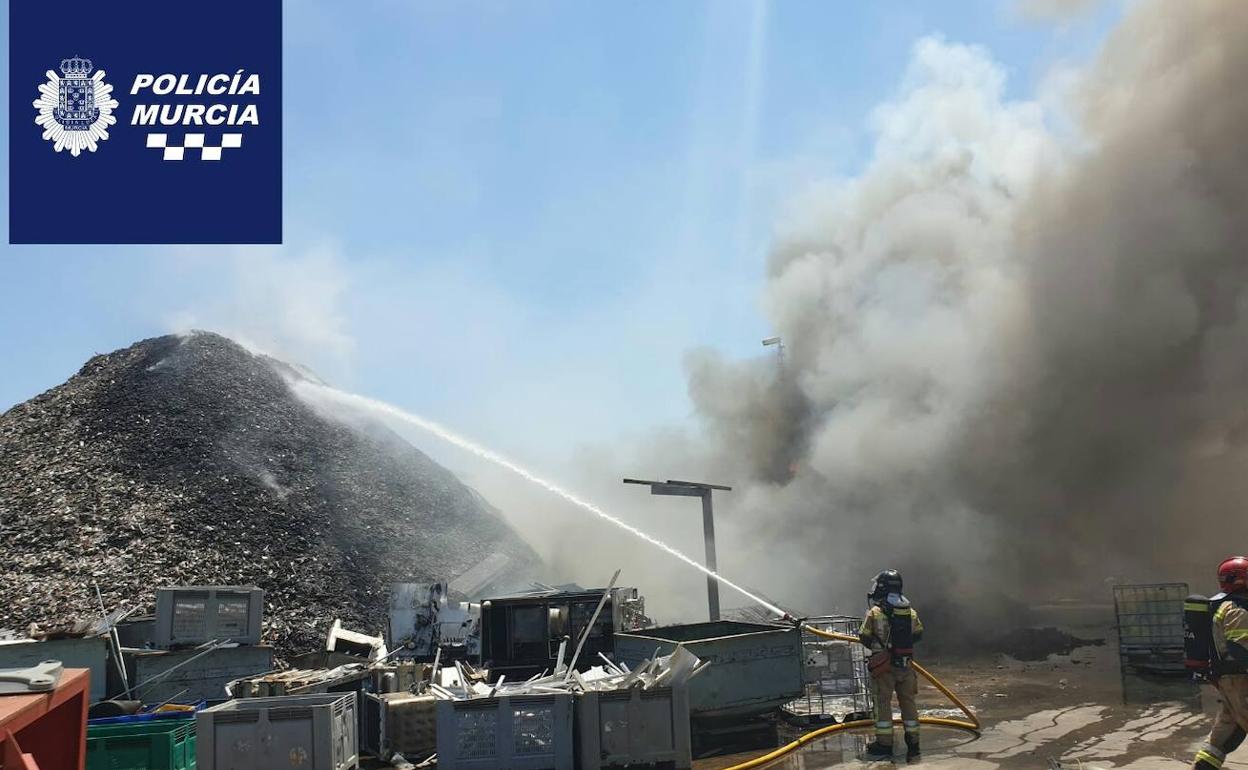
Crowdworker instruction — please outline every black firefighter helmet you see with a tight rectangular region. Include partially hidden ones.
[869,569,904,601]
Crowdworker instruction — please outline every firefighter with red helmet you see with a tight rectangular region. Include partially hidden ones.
[1192,557,1248,770]
[860,569,925,760]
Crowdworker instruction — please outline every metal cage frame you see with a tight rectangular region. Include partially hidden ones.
[783,615,873,722]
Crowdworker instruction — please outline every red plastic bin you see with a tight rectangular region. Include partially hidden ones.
[0,667,90,770]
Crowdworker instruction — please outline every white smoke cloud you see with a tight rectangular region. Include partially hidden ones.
[166,244,355,379]
[764,36,1056,489]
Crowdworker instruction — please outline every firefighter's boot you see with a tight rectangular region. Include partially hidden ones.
[865,741,893,759]
[905,733,921,760]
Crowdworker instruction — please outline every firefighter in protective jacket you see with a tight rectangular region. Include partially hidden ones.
[860,569,924,760]
[1192,557,1248,769]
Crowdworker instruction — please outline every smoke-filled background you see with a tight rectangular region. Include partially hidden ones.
[450,0,1248,623]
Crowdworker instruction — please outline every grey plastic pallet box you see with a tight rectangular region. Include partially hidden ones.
[576,685,692,770]
[155,586,264,648]
[436,693,574,770]
[197,691,359,770]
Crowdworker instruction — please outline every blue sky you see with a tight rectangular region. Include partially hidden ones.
[0,0,1121,467]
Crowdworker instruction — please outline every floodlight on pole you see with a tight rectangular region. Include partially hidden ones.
[762,335,784,368]
[623,477,731,621]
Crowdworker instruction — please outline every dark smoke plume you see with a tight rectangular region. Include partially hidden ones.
[685,0,1248,617]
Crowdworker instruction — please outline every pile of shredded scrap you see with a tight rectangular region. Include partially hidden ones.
[0,331,538,658]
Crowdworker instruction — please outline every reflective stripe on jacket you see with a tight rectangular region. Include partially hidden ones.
[1215,600,1248,659]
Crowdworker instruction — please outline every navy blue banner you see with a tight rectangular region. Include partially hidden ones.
[9,0,282,244]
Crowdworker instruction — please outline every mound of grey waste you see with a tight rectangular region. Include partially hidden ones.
[0,331,538,657]
[991,627,1105,661]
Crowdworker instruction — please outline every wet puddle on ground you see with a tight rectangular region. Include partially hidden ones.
[694,630,1245,770]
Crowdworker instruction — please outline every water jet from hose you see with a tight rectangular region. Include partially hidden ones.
[293,381,787,617]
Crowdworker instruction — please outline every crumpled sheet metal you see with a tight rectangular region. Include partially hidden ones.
[429,645,707,701]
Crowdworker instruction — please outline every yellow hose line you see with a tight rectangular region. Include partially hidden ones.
[911,660,981,730]
[719,625,981,770]
[721,719,875,770]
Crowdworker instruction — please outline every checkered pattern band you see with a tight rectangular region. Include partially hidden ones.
[145,132,242,160]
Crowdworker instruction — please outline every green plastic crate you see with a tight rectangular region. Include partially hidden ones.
[86,718,197,770]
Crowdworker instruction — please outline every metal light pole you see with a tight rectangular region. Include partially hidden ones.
[623,478,732,621]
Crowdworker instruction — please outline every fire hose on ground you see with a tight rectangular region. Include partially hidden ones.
[720,625,981,770]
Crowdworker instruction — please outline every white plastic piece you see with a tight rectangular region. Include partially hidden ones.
[0,659,64,693]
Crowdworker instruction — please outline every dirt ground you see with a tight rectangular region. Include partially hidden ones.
[695,606,1244,769]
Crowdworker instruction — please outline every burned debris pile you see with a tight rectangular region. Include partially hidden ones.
[0,331,537,657]
[991,627,1105,662]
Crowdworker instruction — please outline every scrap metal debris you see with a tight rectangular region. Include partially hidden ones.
[428,645,707,700]
[228,662,372,698]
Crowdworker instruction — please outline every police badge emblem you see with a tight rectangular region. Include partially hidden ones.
[33,56,118,156]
